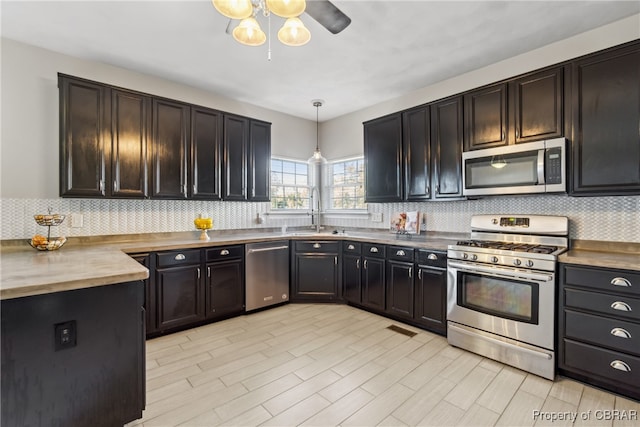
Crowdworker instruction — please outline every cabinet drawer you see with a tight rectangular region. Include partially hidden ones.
[564,265,640,297]
[564,310,640,356]
[565,288,640,322]
[343,241,362,254]
[206,245,244,262]
[563,338,640,390]
[363,243,386,258]
[156,249,201,267]
[295,241,339,253]
[417,250,447,268]
[387,246,415,262]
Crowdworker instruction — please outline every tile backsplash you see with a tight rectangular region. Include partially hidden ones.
[2,194,639,242]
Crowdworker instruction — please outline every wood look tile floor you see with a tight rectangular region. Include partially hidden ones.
[127,304,639,427]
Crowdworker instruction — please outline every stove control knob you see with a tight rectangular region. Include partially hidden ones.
[513,259,522,266]
[491,256,499,263]
[525,260,534,267]
[463,253,469,259]
[471,254,478,261]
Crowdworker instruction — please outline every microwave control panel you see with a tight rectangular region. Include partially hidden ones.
[545,147,563,184]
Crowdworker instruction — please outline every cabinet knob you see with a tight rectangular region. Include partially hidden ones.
[610,360,631,372]
[313,243,321,249]
[396,250,405,256]
[611,277,632,287]
[174,254,186,261]
[220,249,230,256]
[347,244,355,250]
[428,253,438,260]
[370,247,379,253]
[610,328,632,339]
[611,301,632,312]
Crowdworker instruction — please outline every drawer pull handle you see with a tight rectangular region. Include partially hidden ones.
[396,250,405,256]
[610,360,631,372]
[313,243,321,249]
[347,244,355,250]
[428,253,438,260]
[220,249,230,256]
[174,254,186,261]
[611,277,632,287]
[370,247,379,253]
[611,328,632,339]
[611,301,632,312]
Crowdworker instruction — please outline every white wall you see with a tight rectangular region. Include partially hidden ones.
[0,38,317,199]
[320,14,640,160]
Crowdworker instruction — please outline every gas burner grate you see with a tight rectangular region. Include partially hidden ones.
[455,240,558,254]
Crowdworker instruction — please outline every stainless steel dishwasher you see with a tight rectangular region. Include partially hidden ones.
[245,240,290,311]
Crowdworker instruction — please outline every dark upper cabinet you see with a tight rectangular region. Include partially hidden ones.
[111,89,150,198]
[402,107,430,200]
[570,42,640,196]
[464,82,508,150]
[430,96,463,199]
[151,99,190,199]
[190,106,222,200]
[249,119,271,201]
[511,67,565,144]
[59,75,110,197]
[223,114,249,201]
[364,113,403,202]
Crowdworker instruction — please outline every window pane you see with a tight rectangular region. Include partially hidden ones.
[282,173,296,185]
[296,174,308,186]
[296,163,308,175]
[271,159,282,172]
[329,157,366,210]
[282,161,296,174]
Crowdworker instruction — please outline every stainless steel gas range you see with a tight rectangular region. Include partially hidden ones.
[446,214,569,380]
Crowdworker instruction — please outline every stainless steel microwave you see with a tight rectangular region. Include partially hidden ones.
[462,138,566,196]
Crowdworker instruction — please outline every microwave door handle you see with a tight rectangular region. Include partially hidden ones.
[537,149,545,184]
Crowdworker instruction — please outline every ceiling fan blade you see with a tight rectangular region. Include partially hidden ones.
[305,0,351,34]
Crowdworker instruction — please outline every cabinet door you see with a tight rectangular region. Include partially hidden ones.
[249,120,271,201]
[571,42,640,195]
[293,253,339,301]
[386,260,414,320]
[403,106,430,200]
[151,99,189,199]
[206,259,244,318]
[431,96,463,199]
[59,75,109,197]
[364,114,403,202]
[415,266,446,334]
[131,253,157,335]
[190,106,222,200]
[512,67,565,144]
[362,257,385,311]
[111,89,149,198]
[223,114,249,200]
[464,83,508,150]
[156,265,204,330]
[343,254,362,303]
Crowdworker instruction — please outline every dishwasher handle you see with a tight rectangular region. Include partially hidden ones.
[247,245,289,254]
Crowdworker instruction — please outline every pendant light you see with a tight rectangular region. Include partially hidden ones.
[308,100,327,165]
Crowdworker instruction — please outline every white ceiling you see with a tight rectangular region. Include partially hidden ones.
[2,1,639,121]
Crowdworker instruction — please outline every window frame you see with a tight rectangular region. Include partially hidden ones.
[326,156,367,212]
[269,156,310,211]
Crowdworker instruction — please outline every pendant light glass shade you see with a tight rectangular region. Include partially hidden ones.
[266,0,306,18]
[212,0,253,19]
[233,17,267,46]
[308,100,326,164]
[278,17,311,46]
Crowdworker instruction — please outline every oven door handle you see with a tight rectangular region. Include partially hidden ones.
[448,261,553,283]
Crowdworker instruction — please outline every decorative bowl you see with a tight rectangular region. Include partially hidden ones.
[29,236,67,251]
[34,214,65,226]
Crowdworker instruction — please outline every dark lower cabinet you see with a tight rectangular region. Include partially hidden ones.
[362,243,386,311]
[131,253,158,335]
[342,241,363,304]
[1,281,145,426]
[386,246,415,321]
[291,241,340,302]
[415,250,447,334]
[558,263,640,401]
[205,246,245,318]
[155,249,204,331]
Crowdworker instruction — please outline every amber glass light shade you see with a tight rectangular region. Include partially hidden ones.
[277,17,310,46]
[212,0,253,19]
[266,0,306,18]
[233,17,267,46]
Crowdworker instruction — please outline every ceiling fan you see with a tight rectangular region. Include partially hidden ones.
[214,0,351,47]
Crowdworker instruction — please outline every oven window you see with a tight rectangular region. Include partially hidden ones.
[457,272,539,324]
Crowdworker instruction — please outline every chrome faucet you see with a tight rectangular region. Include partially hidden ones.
[310,185,322,232]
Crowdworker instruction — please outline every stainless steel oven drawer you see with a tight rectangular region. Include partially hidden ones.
[564,265,640,297]
[563,338,640,390]
[564,288,640,321]
[564,309,640,356]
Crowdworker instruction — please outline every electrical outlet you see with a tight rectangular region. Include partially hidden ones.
[70,213,83,228]
[371,212,383,222]
[54,320,77,351]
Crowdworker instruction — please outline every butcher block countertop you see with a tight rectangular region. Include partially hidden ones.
[0,229,462,300]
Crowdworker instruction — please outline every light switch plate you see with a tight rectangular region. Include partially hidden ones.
[70,213,83,228]
[371,212,383,222]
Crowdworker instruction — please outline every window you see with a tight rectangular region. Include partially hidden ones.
[329,157,366,209]
[270,158,309,210]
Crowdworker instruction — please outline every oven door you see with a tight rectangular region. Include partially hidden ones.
[447,260,555,350]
